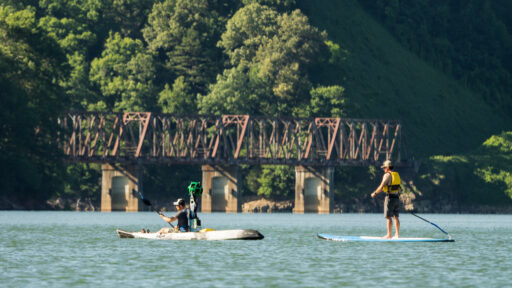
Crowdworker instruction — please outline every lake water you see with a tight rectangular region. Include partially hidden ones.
[1,212,511,287]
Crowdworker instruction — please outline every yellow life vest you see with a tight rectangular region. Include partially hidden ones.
[383,171,401,194]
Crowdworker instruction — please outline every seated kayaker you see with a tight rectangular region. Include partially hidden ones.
[157,198,189,233]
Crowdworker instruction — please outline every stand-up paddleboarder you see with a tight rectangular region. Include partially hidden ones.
[371,160,401,239]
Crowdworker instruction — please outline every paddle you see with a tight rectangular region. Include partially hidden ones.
[138,192,174,228]
[410,212,451,239]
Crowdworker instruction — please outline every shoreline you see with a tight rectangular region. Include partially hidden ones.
[1,197,512,214]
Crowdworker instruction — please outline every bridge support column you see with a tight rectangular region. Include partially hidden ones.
[201,165,241,213]
[101,164,140,212]
[293,166,334,214]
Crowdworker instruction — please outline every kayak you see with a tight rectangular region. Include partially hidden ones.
[117,229,264,240]
[317,233,454,242]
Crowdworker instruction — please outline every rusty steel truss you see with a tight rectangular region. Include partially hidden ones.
[59,112,408,166]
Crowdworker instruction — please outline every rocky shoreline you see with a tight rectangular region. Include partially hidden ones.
[242,198,293,213]
[46,197,97,211]
[2,196,512,213]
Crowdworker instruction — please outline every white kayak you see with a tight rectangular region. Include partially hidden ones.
[117,229,264,240]
[317,233,454,242]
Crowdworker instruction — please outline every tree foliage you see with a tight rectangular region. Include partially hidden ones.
[158,76,196,114]
[257,166,294,199]
[199,63,270,115]
[0,1,346,207]
[0,5,67,207]
[143,0,224,94]
[89,32,156,111]
[476,132,512,199]
[359,0,512,115]
[4,0,509,209]
[308,85,345,117]
[105,0,154,38]
[200,3,328,116]
[242,0,295,11]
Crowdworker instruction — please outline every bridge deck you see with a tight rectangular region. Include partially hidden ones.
[59,112,410,166]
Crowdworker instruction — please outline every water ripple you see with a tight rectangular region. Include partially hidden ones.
[1,212,511,287]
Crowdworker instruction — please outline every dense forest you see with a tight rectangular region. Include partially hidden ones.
[1,0,511,211]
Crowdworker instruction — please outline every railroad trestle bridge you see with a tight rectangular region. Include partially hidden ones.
[60,112,412,213]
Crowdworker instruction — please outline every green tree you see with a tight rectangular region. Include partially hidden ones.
[105,0,154,39]
[257,10,328,103]
[307,85,345,117]
[36,0,116,111]
[0,5,68,207]
[257,166,294,199]
[218,3,280,67]
[38,15,97,109]
[36,0,157,110]
[89,32,156,111]
[203,3,328,116]
[63,163,101,203]
[475,132,512,199]
[143,0,224,94]
[158,76,196,114]
[199,63,271,115]
[242,0,296,11]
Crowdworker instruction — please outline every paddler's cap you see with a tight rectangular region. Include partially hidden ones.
[173,198,185,206]
[380,160,393,168]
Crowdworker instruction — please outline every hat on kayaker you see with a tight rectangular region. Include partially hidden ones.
[380,160,393,168]
[173,198,185,206]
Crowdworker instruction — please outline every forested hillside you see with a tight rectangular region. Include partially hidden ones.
[296,0,512,211]
[1,0,511,211]
[298,0,510,157]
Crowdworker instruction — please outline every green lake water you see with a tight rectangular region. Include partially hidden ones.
[1,212,511,287]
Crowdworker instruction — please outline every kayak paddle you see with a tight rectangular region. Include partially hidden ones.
[138,192,174,228]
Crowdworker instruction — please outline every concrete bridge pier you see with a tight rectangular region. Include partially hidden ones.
[293,166,334,214]
[101,164,141,212]
[201,165,241,213]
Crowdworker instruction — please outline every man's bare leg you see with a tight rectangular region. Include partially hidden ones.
[157,227,171,234]
[393,216,400,238]
[384,218,392,239]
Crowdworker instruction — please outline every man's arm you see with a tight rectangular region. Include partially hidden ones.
[371,173,391,198]
[159,213,176,223]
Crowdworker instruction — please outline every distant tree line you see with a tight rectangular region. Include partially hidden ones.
[1,0,511,208]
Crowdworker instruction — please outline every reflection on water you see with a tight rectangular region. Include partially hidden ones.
[0,212,511,287]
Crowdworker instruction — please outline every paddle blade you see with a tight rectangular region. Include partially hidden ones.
[142,198,152,206]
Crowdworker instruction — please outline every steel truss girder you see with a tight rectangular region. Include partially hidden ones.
[59,113,407,166]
